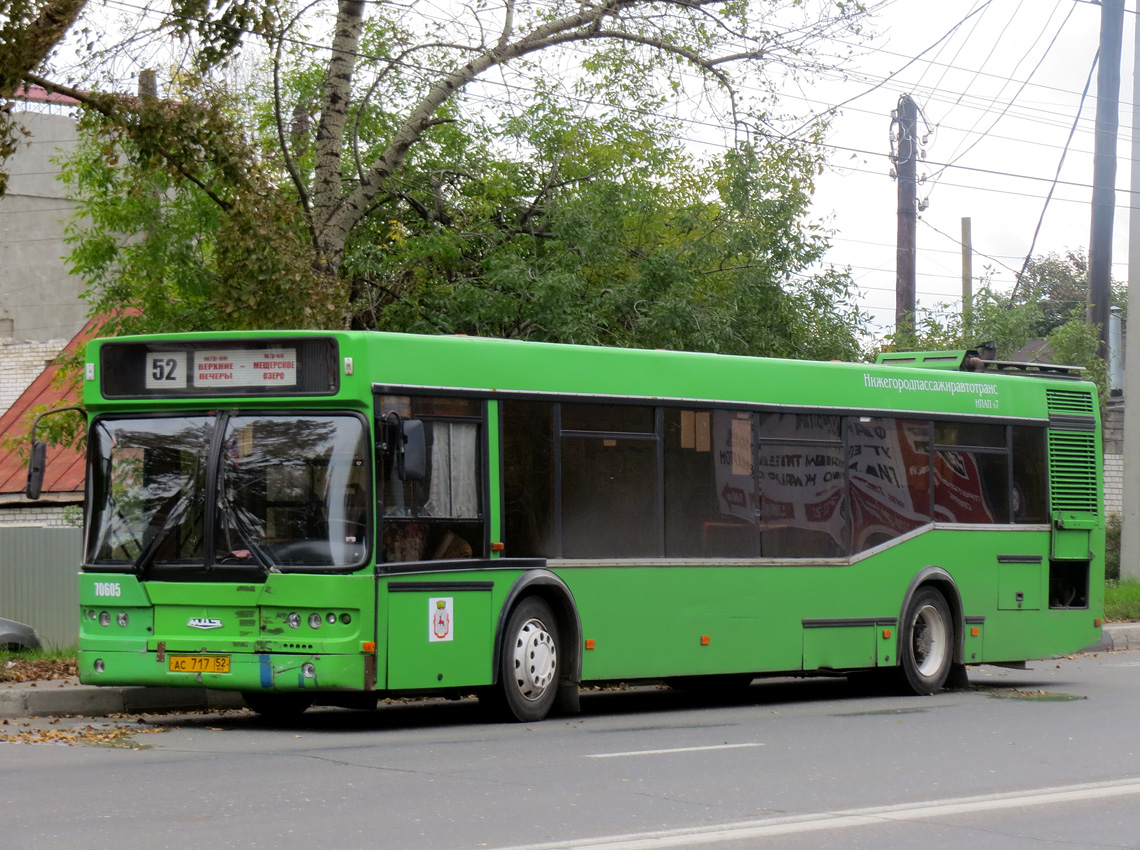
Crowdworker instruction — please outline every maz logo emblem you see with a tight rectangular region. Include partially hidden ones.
[187,618,224,630]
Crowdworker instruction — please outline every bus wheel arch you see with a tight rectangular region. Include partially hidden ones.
[897,568,963,694]
[492,570,582,720]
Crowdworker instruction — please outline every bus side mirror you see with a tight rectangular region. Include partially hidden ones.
[25,441,47,500]
[400,419,426,482]
[22,405,85,502]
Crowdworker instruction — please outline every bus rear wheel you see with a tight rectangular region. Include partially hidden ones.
[498,597,560,722]
[899,587,953,695]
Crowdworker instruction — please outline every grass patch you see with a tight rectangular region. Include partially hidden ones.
[1105,579,1140,622]
[0,644,78,663]
[0,646,79,683]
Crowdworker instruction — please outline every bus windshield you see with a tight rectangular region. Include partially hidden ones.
[86,413,371,572]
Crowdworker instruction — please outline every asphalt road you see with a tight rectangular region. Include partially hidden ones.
[3,651,1140,850]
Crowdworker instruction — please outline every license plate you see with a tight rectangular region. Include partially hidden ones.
[169,655,230,674]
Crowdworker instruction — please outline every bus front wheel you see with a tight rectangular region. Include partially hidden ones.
[498,597,560,722]
[242,691,313,720]
[899,587,953,695]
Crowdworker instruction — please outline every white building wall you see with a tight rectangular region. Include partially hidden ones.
[0,336,67,420]
[0,111,85,342]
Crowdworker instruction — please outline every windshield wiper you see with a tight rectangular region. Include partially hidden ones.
[216,497,274,574]
[131,495,196,576]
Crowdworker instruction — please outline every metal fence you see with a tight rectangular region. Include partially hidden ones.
[0,526,81,649]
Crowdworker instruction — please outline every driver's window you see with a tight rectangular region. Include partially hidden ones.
[378,395,485,564]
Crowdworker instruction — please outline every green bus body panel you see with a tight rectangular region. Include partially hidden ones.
[79,573,378,691]
[803,626,877,671]
[555,530,1098,681]
[386,585,495,690]
[75,331,1105,699]
[85,331,1058,421]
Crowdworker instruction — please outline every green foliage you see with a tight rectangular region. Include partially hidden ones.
[1047,314,1109,405]
[1016,250,1126,337]
[345,123,867,357]
[874,254,1113,406]
[60,75,346,337]
[59,60,865,361]
[37,0,875,367]
[1105,513,1121,582]
[0,360,85,459]
[166,0,277,69]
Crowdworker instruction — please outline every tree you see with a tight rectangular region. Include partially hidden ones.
[1015,249,1126,337]
[64,72,869,355]
[0,0,86,192]
[11,0,870,334]
[874,250,1120,406]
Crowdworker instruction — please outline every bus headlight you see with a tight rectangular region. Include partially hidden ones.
[117,612,129,627]
[287,613,300,629]
[302,662,316,678]
[308,613,322,629]
[94,659,105,673]
[98,611,110,627]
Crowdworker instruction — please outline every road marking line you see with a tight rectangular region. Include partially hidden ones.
[489,778,1140,850]
[585,743,763,759]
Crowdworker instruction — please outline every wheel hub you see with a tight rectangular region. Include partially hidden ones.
[512,618,557,700]
[912,604,948,677]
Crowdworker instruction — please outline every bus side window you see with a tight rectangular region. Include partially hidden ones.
[847,418,931,553]
[933,423,1009,524]
[502,401,556,558]
[379,395,484,563]
[664,409,755,558]
[756,414,847,558]
[560,404,658,558]
[1011,426,1048,523]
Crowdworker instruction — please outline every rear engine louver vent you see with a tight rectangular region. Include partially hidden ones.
[1047,431,1098,514]
[1046,389,1095,416]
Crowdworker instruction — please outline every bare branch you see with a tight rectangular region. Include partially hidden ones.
[271,0,323,230]
[312,0,366,235]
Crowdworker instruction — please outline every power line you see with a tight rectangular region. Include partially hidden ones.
[1010,45,1100,300]
[927,0,1082,191]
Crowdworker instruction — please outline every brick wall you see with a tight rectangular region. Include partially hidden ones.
[1104,402,1124,455]
[1105,453,1123,517]
[0,503,78,528]
[0,337,66,420]
[1103,401,1124,518]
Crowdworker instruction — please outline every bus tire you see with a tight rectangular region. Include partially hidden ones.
[242,691,313,719]
[899,587,954,695]
[499,597,560,722]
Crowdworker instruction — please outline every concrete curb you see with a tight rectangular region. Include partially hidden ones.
[0,685,244,719]
[1084,622,1140,653]
[3,625,1138,719]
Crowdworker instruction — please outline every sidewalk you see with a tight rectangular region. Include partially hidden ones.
[3,624,1139,719]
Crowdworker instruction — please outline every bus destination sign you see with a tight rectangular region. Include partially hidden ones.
[145,348,298,390]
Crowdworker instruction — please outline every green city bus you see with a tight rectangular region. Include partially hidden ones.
[30,331,1104,720]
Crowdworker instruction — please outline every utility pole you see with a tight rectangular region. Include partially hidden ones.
[1121,0,1140,582]
[1088,0,1124,362]
[893,94,918,341]
[961,217,973,333]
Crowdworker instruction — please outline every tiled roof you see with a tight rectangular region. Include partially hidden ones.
[12,84,82,106]
[0,319,101,499]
